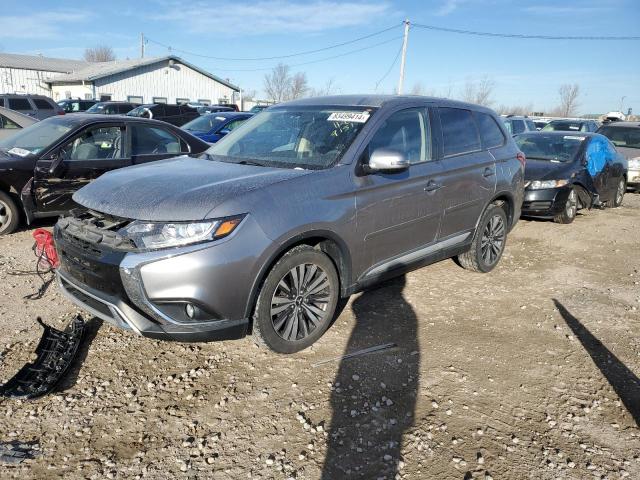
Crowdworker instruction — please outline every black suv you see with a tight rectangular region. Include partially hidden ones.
[127,104,200,126]
[0,114,208,234]
[85,102,139,115]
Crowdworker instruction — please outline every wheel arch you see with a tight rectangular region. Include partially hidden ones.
[244,229,352,321]
[486,191,515,229]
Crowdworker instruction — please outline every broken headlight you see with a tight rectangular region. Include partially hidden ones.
[120,217,243,249]
[528,180,568,190]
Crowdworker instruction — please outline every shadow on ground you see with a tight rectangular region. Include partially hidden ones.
[554,299,640,427]
[55,317,103,393]
[322,276,419,478]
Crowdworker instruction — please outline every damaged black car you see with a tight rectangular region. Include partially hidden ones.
[515,132,627,223]
[0,114,209,234]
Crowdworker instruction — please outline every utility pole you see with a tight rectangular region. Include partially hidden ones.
[140,33,145,58]
[397,19,410,95]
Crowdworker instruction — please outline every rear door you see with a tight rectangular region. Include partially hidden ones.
[33,122,129,214]
[129,123,190,164]
[436,107,497,240]
[355,106,444,273]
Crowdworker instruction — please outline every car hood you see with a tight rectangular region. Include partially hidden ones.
[72,155,312,221]
[0,151,37,171]
[524,159,578,182]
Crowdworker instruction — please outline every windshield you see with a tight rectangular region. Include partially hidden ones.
[598,126,640,150]
[515,133,585,162]
[205,107,373,169]
[0,117,74,155]
[183,115,228,133]
[542,121,584,132]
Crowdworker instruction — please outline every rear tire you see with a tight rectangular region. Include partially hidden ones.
[554,187,577,224]
[253,245,339,354]
[612,177,625,207]
[0,191,20,235]
[457,203,508,273]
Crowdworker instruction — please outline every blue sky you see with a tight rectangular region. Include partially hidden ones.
[0,0,638,113]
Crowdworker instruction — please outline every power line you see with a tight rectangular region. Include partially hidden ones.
[412,23,640,40]
[145,23,402,61]
[167,35,404,73]
[375,38,404,91]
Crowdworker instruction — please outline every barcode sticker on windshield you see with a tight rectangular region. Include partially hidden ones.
[327,111,370,123]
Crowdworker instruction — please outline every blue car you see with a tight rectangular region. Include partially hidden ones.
[181,112,253,143]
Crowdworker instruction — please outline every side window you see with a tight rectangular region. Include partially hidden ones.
[0,114,20,129]
[222,119,247,132]
[502,120,513,135]
[8,98,32,111]
[367,108,431,164]
[526,120,536,131]
[33,99,54,110]
[60,126,123,161]
[511,120,526,134]
[131,125,187,156]
[475,112,505,149]
[439,107,481,156]
[0,98,4,107]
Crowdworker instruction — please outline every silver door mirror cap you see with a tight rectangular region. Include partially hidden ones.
[368,148,410,172]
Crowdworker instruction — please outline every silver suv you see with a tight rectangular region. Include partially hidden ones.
[54,95,524,353]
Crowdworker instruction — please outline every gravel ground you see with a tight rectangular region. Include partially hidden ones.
[0,194,639,479]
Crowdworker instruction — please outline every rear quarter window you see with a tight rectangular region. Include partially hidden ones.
[475,112,505,149]
[33,98,54,110]
[439,107,481,156]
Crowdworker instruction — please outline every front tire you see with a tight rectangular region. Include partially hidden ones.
[0,191,20,235]
[253,245,339,354]
[554,187,577,224]
[457,203,508,273]
[612,177,625,207]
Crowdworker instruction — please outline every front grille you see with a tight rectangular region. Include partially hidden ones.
[57,209,135,253]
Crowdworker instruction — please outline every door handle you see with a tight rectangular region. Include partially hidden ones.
[483,167,495,177]
[424,181,442,192]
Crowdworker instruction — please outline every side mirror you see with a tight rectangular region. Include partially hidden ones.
[48,152,64,175]
[366,148,409,173]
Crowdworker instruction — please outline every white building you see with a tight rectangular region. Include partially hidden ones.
[0,53,240,107]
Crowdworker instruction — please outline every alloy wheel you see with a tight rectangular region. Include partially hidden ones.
[616,179,625,205]
[0,200,12,230]
[566,189,577,219]
[270,263,333,341]
[480,214,506,266]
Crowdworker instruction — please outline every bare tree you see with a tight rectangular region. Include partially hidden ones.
[310,78,338,97]
[410,82,425,95]
[83,45,115,62]
[290,72,309,99]
[264,64,292,103]
[558,84,580,117]
[496,104,533,116]
[461,75,495,106]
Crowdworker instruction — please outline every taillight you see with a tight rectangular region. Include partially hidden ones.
[516,152,526,169]
[57,110,65,115]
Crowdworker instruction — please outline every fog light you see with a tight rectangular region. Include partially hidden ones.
[185,303,196,319]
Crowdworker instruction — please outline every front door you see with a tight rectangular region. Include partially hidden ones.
[33,123,129,214]
[354,107,443,276]
[129,123,190,165]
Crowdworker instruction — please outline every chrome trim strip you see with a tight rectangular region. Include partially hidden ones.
[364,232,471,278]
[56,271,141,335]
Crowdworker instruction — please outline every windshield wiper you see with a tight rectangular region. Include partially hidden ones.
[235,159,266,167]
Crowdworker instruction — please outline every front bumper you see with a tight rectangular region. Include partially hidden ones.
[521,185,572,218]
[54,215,273,342]
[628,169,640,187]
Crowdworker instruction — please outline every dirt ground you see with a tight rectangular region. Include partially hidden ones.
[1,193,639,480]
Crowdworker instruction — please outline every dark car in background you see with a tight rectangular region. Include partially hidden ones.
[249,105,269,114]
[515,132,627,223]
[0,114,208,234]
[196,105,234,115]
[127,103,199,126]
[0,106,38,141]
[542,119,600,133]
[0,94,64,119]
[53,95,524,352]
[182,112,253,143]
[597,122,640,190]
[86,101,139,115]
[57,98,98,113]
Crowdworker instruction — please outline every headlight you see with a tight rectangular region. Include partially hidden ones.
[120,216,243,249]
[629,157,640,170]
[528,180,569,190]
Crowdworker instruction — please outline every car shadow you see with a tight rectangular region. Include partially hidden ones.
[322,275,419,478]
[54,317,103,393]
[553,299,640,427]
